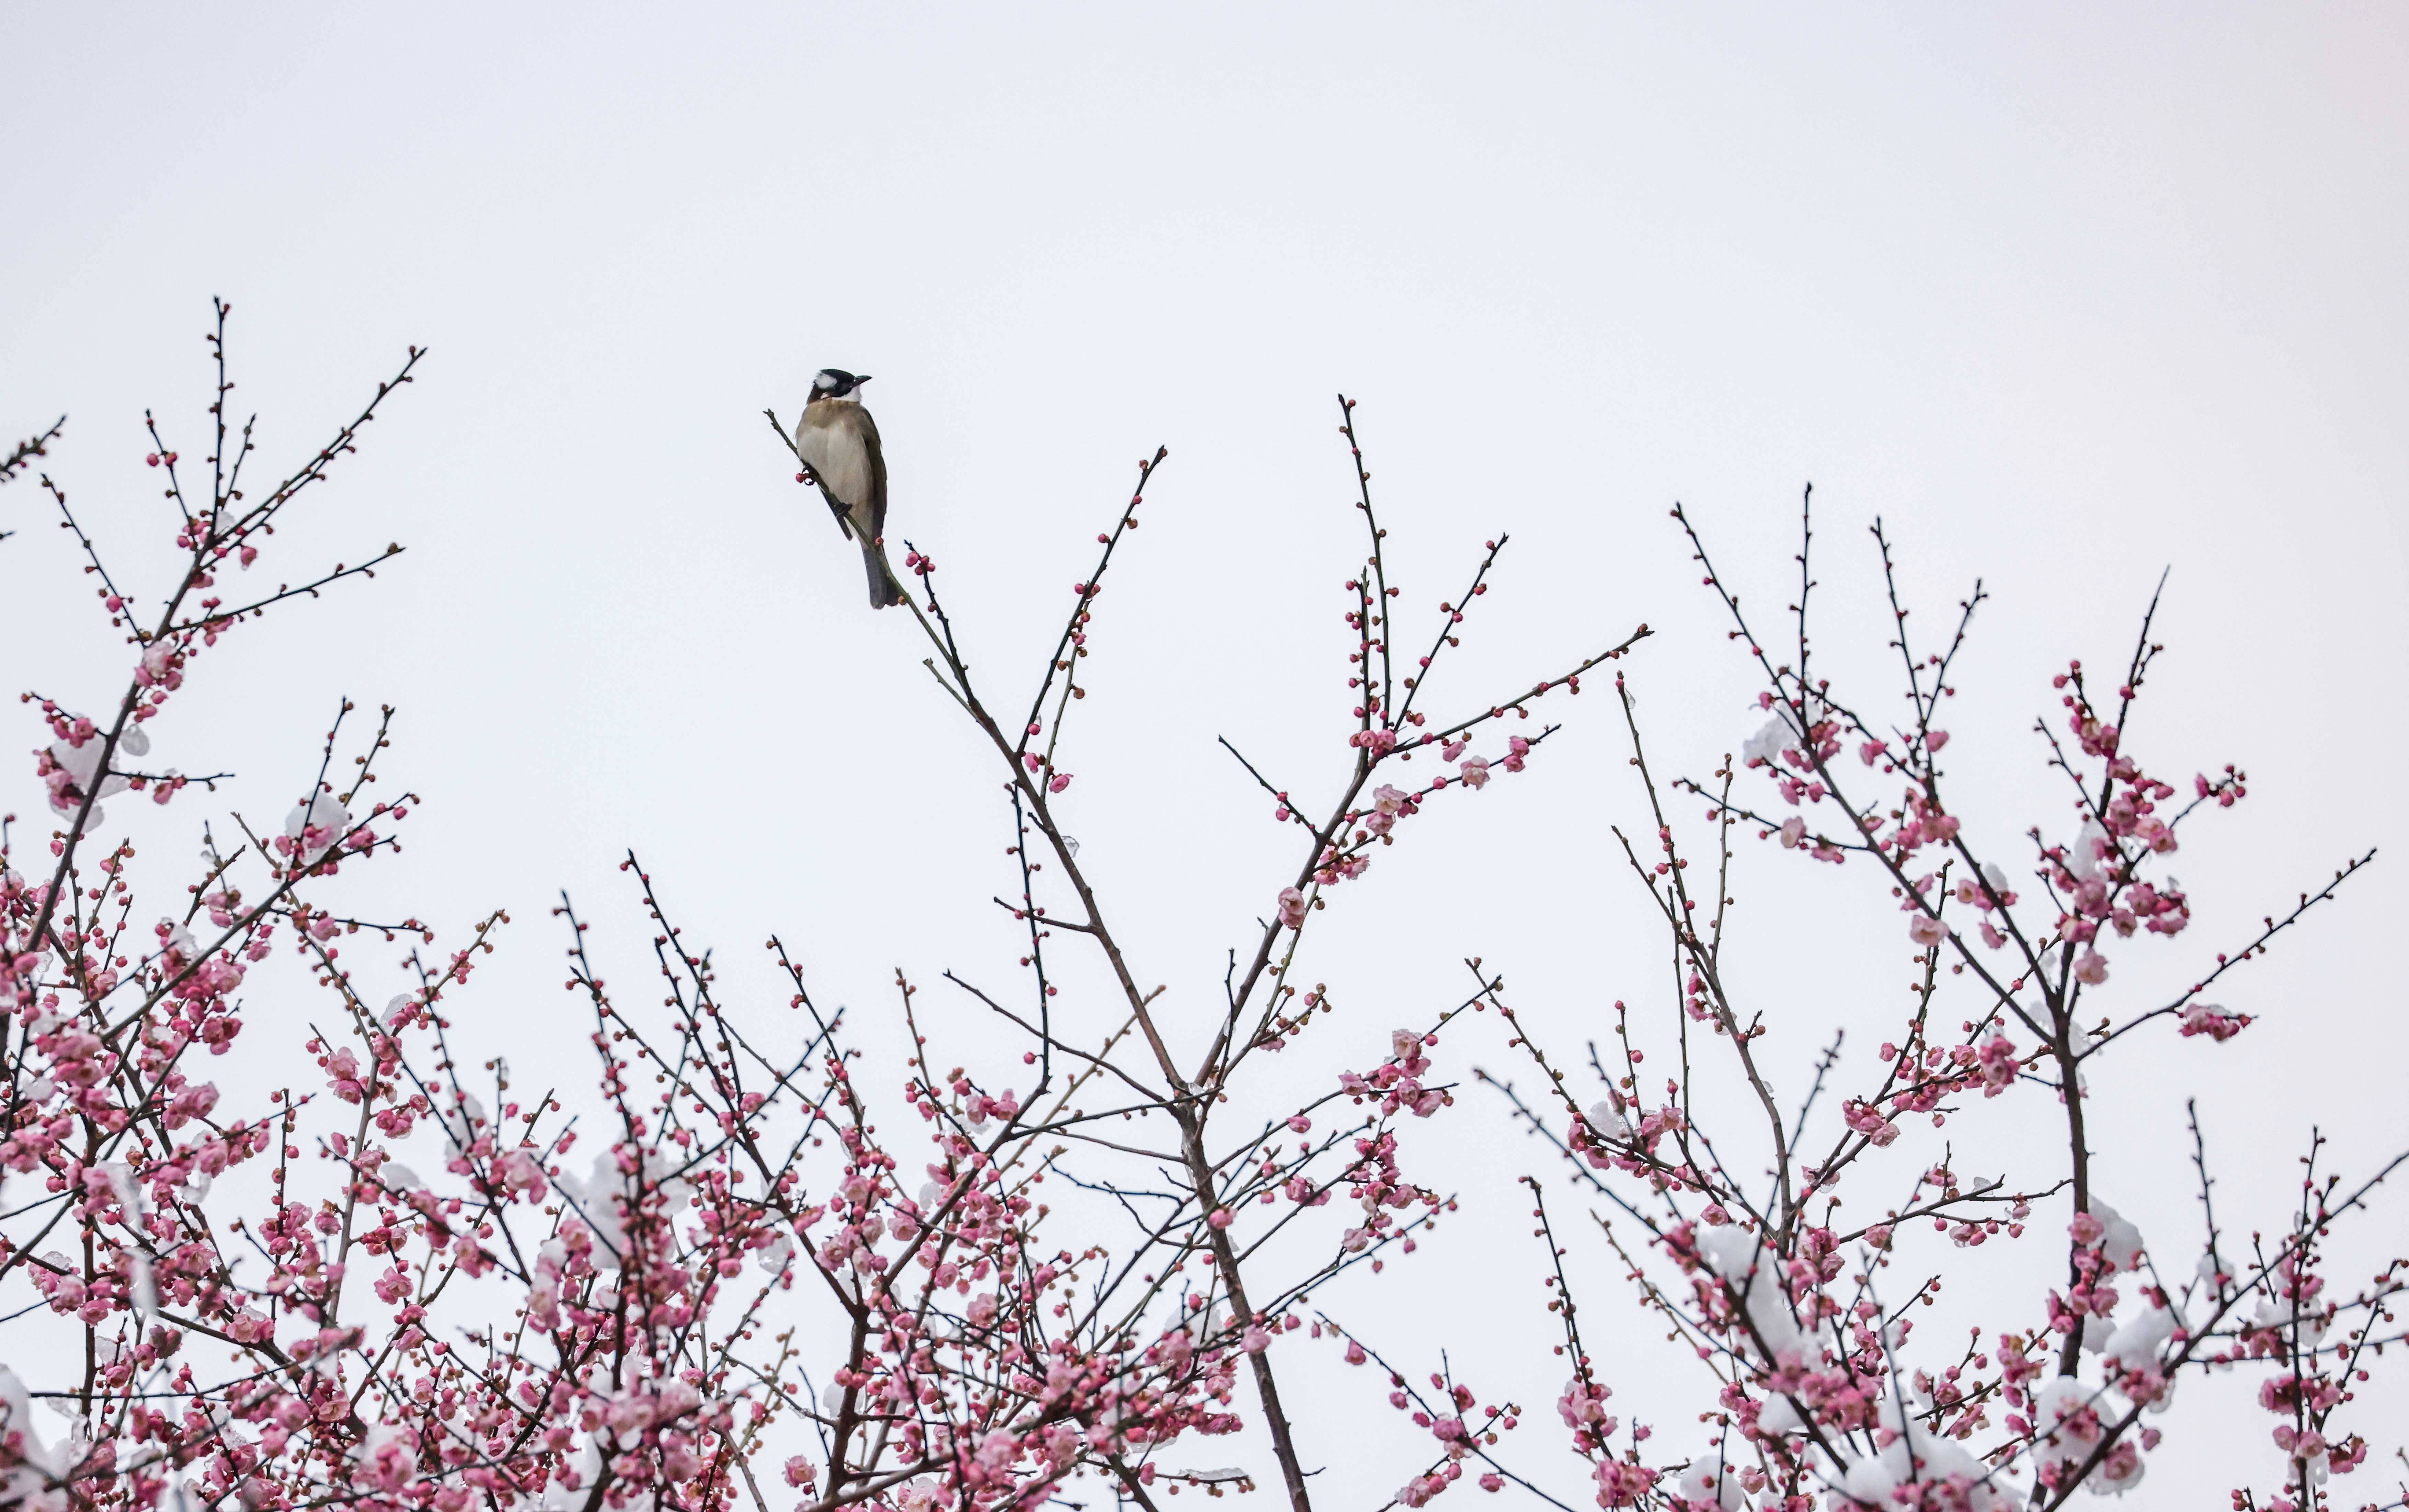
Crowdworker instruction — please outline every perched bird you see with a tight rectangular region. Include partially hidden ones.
[794,368,906,608]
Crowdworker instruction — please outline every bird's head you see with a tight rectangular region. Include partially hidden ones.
[812,368,871,401]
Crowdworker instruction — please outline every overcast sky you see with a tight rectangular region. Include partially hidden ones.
[5,5,2405,1503]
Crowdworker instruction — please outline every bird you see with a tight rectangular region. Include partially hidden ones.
[794,368,906,608]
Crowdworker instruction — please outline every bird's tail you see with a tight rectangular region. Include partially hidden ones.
[861,539,907,609]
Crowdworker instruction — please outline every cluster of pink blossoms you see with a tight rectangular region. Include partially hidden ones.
[9,335,2399,1512]
[1466,504,2406,1511]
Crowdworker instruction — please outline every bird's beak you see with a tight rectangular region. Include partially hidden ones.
[854,375,872,388]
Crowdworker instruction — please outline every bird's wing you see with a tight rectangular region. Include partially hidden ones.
[856,404,889,544]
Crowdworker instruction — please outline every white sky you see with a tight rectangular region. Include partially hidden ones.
[4,5,2405,1505]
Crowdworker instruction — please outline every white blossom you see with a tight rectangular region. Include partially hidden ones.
[284,792,351,863]
[1677,1452,1746,1511]
[2090,1199,2145,1272]
[1698,1226,1806,1364]
[2065,820,2110,882]
[1742,714,1800,768]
